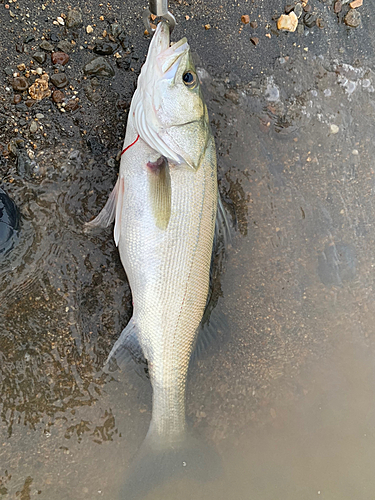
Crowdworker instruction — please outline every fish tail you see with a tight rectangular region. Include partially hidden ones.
[119,429,222,499]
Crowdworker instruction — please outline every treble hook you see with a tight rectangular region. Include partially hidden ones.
[143,0,176,33]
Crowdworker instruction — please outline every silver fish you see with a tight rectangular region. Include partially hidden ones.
[88,20,222,495]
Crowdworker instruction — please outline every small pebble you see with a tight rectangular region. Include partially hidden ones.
[303,4,312,12]
[56,40,72,53]
[94,41,117,55]
[250,20,258,28]
[83,57,115,77]
[51,51,69,65]
[241,14,250,24]
[52,89,65,103]
[66,8,82,28]
[36,67,43,75]
[294,3,303,18]
[30,121,38,133]
[33,51,46,64]
[57,16,64,25]
[111,23,123,38]
[304,13,317,27]
[12,76,28,91]
[284,4,295,14]
[65,99,79,111]
[40,40,54,52]
[13,94,22,104]
[17,63,26,71]
[349,0,362,7]
[334,0,342,13]
[344,8,361,27]
[204,24,211,29]
[86,25,94,34]
[50,73,69,88]
[330,124,339,134]
[35,113,44,119]
[352,149,359,155]
[250,36,259,45]
[277,12,298,31]
[24,34,35,43]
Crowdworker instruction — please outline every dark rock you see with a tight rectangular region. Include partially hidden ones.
[57,40,73,53]
[303,12,316,27]
[111,23,123,38]
[250,20,258,28]
[94,41,117,55]
[12,77,29,92]
[24,34,35,43]
[0,188,20,255]
[13,94,22,104]
[40,40,54,52]
[16,44,24,53]
[284,4,295,14]
[87,136,107,154]
[15,102,27,112]
[83,57,115,77]
[91,77,100,87]
[303,3,312,11]
[52,90,65,103]
[4,67,14,76]
[16,150,39,179]
[118,32,130,50]
[117,99,129,110]
[83,81,101,103]
[65,99,79,111]
[344,9,361,27]
[250,37,259,46]
[50,73,69,88]
[50,33,60,42]
[132,52,139,60]
[0,115,6,128]
[33,51,47,64]
[66,8,82,28]
[116,57,131,70]
[25,100,35,108]
[51,51,69,65]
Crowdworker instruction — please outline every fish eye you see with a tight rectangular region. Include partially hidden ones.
[183,71,197,88]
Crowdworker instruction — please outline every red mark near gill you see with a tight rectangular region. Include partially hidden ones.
[121,134,140,156]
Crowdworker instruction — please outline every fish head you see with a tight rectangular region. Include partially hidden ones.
[132,21,210,170]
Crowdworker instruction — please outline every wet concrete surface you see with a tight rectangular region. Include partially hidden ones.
[1,0,375,498]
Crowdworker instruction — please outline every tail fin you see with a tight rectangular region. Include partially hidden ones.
[119,431,222,499]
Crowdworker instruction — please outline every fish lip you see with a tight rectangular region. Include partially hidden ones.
[151,21,189,76]
[151,21,170,56]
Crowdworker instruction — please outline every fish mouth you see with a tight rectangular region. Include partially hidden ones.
[151,21,189,77]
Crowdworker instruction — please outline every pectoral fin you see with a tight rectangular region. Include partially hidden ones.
[85,177,120,229]
[147,157,171,230]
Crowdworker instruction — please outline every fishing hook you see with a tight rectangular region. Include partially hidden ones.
[143,0,176,33]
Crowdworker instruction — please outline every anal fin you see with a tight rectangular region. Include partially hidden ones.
[104,317,148,376]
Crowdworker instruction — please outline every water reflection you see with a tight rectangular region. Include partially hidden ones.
[1,53,375,498]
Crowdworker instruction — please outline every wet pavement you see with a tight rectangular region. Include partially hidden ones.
[1,0,375,498]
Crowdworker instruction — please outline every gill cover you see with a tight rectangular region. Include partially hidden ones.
[130,21,209,170]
